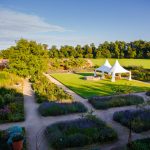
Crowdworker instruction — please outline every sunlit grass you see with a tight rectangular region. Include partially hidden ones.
[90,58,150,69]
[51,73,150,98]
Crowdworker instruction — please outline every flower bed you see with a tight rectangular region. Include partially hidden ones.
[0,88,24,124]
[127,138,150,150]
[88,95,144,109]
[113,109,150,133]
[46,117,117,149]
[31,75,72,103]
[39,101,87,116]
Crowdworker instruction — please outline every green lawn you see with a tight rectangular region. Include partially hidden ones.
[90,58,150,69]
[51,73,150,98]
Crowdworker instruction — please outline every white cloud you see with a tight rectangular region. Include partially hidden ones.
[0,8,69,49]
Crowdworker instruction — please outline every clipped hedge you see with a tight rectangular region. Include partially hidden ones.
[127,138,150,150]
[46,117,117,149]
[39,101,87,116]
[88,95,144,109]
[113,109,150,133]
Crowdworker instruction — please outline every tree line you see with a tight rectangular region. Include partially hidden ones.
[48,40,150,59]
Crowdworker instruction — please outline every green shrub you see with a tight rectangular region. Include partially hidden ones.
[46,118,117,149]
[113,109,150,133]
[39,102,87,116]
[4,93,14,104]
[127,138,150,150]
[0,95,4,108]
[124,66,150,81]
[0,88,24,123]
[146,91,150,96]
[89,95,144,109]
[32,74,72,103]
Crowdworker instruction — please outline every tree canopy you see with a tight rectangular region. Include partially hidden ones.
[48,40,150,59]
[4,39,48,77]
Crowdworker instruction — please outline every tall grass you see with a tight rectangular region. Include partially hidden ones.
[0,71,23,92]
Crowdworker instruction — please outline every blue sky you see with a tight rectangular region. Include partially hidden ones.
[0,0,150,49]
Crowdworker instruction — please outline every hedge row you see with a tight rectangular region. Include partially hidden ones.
[88,95,144,109]
[39,101,87,116]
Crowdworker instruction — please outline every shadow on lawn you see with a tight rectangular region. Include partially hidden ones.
[66,81,149,99]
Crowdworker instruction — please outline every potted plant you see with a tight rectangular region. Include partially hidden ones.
[12,134,24,150]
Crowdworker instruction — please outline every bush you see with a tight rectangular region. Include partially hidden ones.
[39,101,87,116]
[4,93,14,104]
[32,74,72,103]
[0,95,4,108]
[0,88,24,123]
[113,109,150,133]
[46,117,117,149]
[124,66,150,81]
[146,91,150,96]
[89,95,144,109]
[127,138,150,150]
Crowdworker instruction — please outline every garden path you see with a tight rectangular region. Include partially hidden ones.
[0,75,149,150]
[44,73,150,150]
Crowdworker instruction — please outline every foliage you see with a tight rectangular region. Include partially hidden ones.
[89,95,144,109]
[113,109,150,133]
[48,40,150,59]
[0,128,26,150]
[127,138,150,150]
[12,134,24,142]
[48,58,90,71]
[4,39,49,77]
[146,91,150,96]
[0,88,24,124]
[32,74,72,103]
[46,117,117,149]
[0,71,23,90]
[39,101,87,116]
[51,73,150,98]
[124,66,150,81]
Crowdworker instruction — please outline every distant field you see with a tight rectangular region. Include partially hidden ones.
[51,73,150,99]
[90,59,150,69]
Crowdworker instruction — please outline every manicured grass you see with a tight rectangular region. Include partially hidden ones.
[89,95,144,109]
[51,73,150,99]
[90,58,150,69]
[113,109,150,133]
[46,117,117,149]
[39,101,87,116]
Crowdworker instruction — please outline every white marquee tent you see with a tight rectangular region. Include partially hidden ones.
[94,59,112,78]
[108,60,131,82]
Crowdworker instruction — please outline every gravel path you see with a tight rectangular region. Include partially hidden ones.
[0,75,149,150]
[44,73,150,150]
